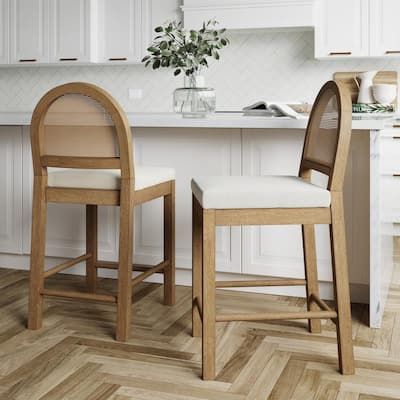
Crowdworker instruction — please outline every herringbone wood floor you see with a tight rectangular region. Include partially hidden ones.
[1,261,400,400]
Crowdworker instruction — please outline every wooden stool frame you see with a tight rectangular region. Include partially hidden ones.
[192,81,355,379]
[28,82,175,342]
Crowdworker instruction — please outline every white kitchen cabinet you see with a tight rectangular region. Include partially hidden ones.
[0,127,23,254]
[21,127,241,273]
[10,0,49,64]
[370,0,400,57]
[133,128,242,273]
[0,0,9,64]
[97,0,149,64]
[97,0,180,64]
[241,129,333,280]
[182,0,315,30]
[21,128,119,260]
[315,0,369,59]
[49,0,96,64]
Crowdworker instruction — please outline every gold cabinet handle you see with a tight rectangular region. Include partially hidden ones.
[59,58,78,61]
[108,57,128,61]
[19,59,37,62]
[386,50,400,54]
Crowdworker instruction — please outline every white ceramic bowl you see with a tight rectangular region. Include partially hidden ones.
[372,84,397,104]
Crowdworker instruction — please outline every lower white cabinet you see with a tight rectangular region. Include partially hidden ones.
[21,128,119,260]
[21,127,242,273]
[0,126,368,289]
[0,127,23,254]
[133,128,242,273]
[242,129,333,281]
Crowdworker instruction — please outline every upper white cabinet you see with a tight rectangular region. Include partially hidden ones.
[10,0,49,64]
[183,0,316,30]
[370,0,400,57]
[97,0,180,64]
[315,0,369,59]
[49,0,96,63]
[97,0,148,63]
[0,0,8,64]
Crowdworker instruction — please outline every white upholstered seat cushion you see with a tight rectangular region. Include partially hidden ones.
[48,166,175,190]
[191,175,331,209]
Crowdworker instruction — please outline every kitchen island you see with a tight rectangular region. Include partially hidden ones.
[0,112,396,328]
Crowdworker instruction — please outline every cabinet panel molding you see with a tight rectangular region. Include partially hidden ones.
[0,0,9,64]
[133,127,242,273]
[241,129,333,280]
[49,0,96,63]
[21,128,118,260]
[315,0,369,59]
[0,127,23,254]
[370,0,400,57]
[10,0,49,64]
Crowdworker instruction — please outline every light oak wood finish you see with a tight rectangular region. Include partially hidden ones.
[192,81,355,380]
[1,266,400,399]
[86,205,98,292]
[28,82,176,342]
[334,71,398,105]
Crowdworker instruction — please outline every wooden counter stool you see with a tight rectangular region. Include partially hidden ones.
[191,80,355,380]
[28,82,175,342]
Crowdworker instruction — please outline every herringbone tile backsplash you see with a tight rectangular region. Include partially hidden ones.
[0,30,399,112]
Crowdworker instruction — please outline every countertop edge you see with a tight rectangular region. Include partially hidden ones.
[0,112,393,130]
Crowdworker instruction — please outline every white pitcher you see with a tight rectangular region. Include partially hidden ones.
[356,71,378,104]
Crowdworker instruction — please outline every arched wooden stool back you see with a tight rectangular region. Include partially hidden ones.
[30,82,133,180]
[299,80,351,191]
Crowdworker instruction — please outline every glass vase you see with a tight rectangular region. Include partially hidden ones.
[173,74,216,118]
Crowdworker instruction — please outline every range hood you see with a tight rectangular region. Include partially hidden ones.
[182,0,316,30]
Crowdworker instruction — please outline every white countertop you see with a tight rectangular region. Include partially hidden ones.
[0,111,395,130]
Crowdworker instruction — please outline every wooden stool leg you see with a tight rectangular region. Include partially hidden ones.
[330,193,355,375]
[302,224,322,333]
[28,176,47,330]
[86,205,98,293]
[202,209,216,380]
[116,183,134,342]
[163,181,175,306]
[192,195,203,337]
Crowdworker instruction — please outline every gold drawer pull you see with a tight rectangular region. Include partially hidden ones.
[59,58,78,61]
[329,52,352,56]
[109,57,127,61]
[393,174,400,177]
[19,59,37,62]
[386,50,400,54]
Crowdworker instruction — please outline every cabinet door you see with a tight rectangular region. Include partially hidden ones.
[314,0,369,58]
[0,127,23,254]
[370,0,400,57]
[49,0,94,63]
[133,128,242,273]
[98,0,148,63]
[21,128,119,260]
[242,130,333,280]
[0,0,9,64]
[10,0,49,64]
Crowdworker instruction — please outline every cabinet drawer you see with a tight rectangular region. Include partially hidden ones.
[381,136,400,173]
[382,175,400,218]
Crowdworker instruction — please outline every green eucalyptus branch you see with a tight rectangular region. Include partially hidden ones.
[142,19,230,77]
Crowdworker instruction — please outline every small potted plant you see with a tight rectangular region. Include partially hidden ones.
[142,20,229,118]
